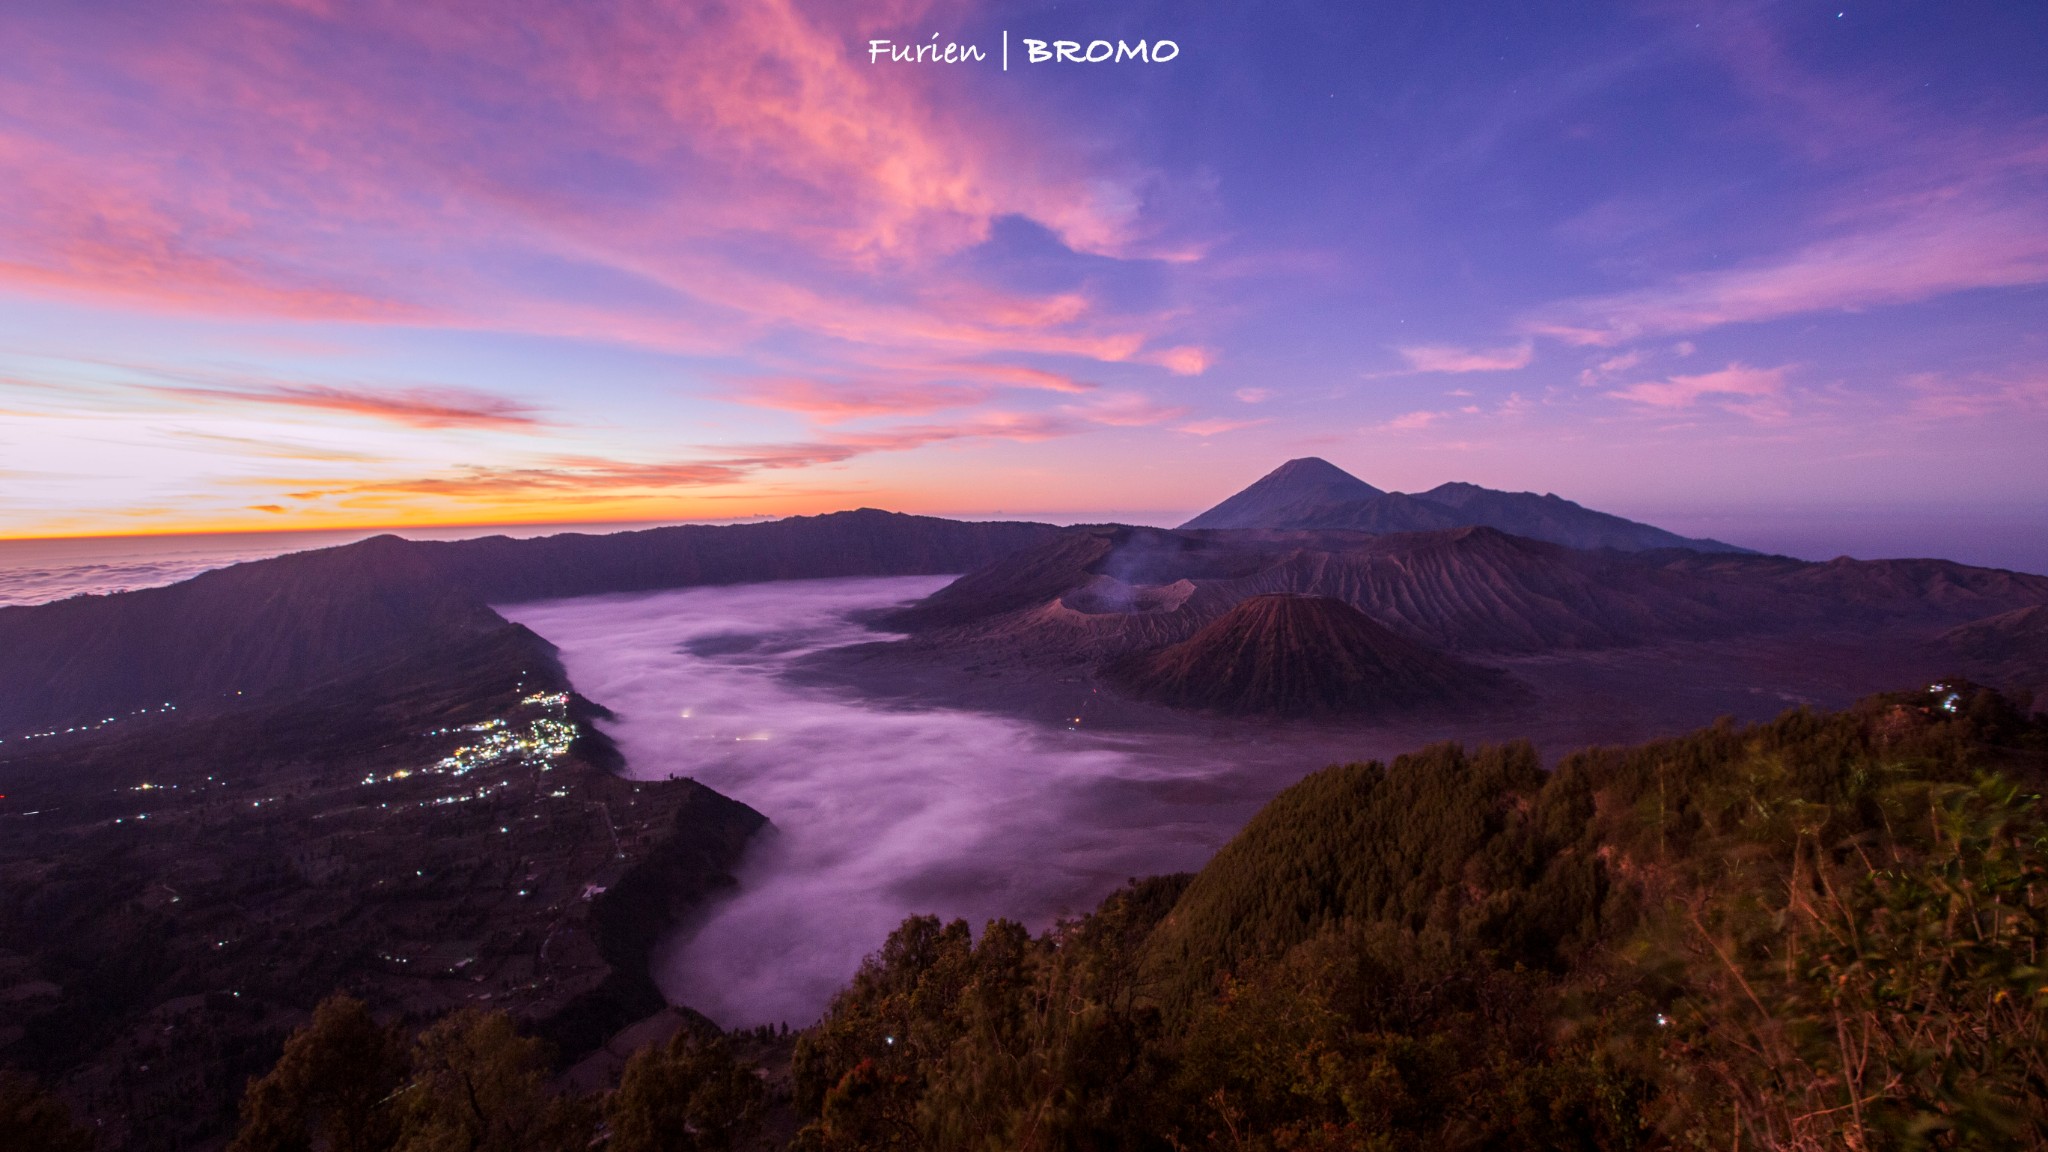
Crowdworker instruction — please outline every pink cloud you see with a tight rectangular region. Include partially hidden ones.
[282,410,1088,504]
[0,0,1207,379]
[156,381,544,429]
[1061,391,1189,427]
[734,378,992,423]
[1906,370,2048,419]
[1528,13,2048,348]
[1378,410,1443,431]
[1233,387,1271,404]
[1142,345,1215,375]
[938,364,1095,395]
[1175,417,1268,437]
[1608,362,1789,422]
[1397,342,1534,373]
[0,132,418,321]
[1532,205,2048,346]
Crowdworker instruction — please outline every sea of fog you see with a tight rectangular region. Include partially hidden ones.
[502,578,1259,1030]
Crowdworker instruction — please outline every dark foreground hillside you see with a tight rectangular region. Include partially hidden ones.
[20,682,2041,1151]
[790,681,2048,1151]
[0,624,766,1151]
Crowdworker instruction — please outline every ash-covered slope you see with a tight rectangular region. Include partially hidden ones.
[0,509,1059,737]
[883,523,1789,662]
[1180,458,1748,553]
[1110,594,1502,716]
[862,521,2048,712]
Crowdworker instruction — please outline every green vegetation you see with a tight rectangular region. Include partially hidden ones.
[211,996,767,1152]
[788,682,2048,1151]
[34,682,2038,1151]
[609,1032,769,1152]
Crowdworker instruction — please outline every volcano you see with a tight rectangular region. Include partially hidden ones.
[1110,593,1502,717]
[1180,457,1748,553]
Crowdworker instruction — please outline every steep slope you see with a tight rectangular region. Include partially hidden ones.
[1109,594,1503,716]
[878,526,1122,632]
[1180,457,1384,530]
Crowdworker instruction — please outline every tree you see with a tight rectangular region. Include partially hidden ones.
[606,1032,767,1152]
[229,994,408,1152]
[0,1069,95,1152]
[391,1009,594,1152]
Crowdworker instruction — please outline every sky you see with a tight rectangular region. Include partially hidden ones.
[1,0,2044,546]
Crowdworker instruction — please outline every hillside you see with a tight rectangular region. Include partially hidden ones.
[0,509,1061,738]
[1944,604,2048,701]
[782,682,2048,1151]
[1108,594,1503,716]
[873,522,2048,661]
[848,519,2048,729]
[0,619,768,1150]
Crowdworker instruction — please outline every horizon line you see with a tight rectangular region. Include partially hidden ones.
[0,507,1205,545]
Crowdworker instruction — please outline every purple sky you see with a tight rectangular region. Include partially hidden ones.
[0,0,2043,557]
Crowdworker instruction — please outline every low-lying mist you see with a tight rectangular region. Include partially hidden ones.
[502,578,1259,1030]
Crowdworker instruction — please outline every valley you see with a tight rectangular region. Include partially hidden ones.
[2,463,2044,1148]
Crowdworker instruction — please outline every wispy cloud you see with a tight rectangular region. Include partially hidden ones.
[1396,342,1534,373]
[0,0,1211,377]
[1059,391,1189,427]
[1377,410,1444,431]
[1531,203,2048,346]
[1528,9,2048,347]
[1175,417,1267,436]
[1608,362,1789,422]
[1906,369,2048,419]
[1142,346,1215,375]
[157,382,545,429]
[733,378,993,423]
[282,412,1087,504]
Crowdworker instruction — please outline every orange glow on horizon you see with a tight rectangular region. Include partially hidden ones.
[0,487,1194,543]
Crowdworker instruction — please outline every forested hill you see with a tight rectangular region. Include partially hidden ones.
[790,682,2048,1151]
[0,510,1060,736]
[89,682,2048,1152]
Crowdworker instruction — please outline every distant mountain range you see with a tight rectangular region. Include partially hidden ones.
[4,468,2045,735]
[0,510,1061,738]
[863,490,2048,718]
[1181,457,1751,554]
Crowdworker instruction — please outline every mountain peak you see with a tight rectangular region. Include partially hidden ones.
[1181,460,1750,553]
[1267,457,1370,484]
[1180,458,1383,530]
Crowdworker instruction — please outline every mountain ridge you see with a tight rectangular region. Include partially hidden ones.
[1180,458,1751,554]
[0,509,1063,738]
